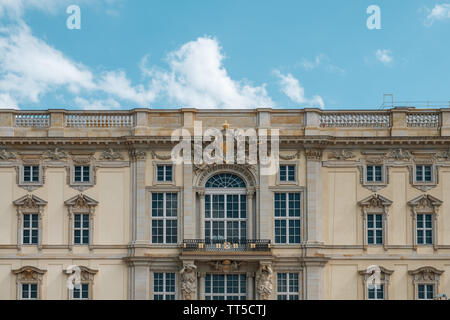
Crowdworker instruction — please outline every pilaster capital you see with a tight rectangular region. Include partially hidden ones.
[129,149,147,161]
[305,148,323,161]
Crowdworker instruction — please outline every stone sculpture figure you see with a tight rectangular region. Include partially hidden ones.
[256,264,273,300]
[180,263,197,300]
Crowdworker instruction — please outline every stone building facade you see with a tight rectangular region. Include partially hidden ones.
[0,107,449,300]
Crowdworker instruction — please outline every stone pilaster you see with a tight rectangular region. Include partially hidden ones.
[130,149,148,244]
[183,164,195,239]
[305,149,323,244]
[128,260,150,300]
[304,263,324,300]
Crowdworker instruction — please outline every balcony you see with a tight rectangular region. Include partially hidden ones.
[181,239,271,255]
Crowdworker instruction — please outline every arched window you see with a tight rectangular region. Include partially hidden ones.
[205,173,246,188]
[205,173,247,242]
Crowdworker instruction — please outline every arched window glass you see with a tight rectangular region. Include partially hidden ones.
[205,173,246,188]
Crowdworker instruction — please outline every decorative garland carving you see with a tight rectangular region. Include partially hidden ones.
[328,149,355,160]
[0,149,16,160]
[388,148,412,161]
[99,148,124,160]
[43,148,68,160]
[151,151,172,161]
[279,151,301,160]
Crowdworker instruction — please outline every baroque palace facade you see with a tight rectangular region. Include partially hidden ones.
[0,107,449,300]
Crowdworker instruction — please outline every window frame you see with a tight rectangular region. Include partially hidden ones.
[277,163,297,184]
[417,283,435,300]
[153,272,177,300]
[367,213,384,246]
[276,272,300,300]
[73,165,91,183]
[273,192,302,245]
[204,273,247,300]
[359,266,393,300]
[66,266,97,301]
[22,213,39,246]
[153,161,176,185]
[73,213,90,245]
[18,163,44,191]
[416,213,433,246]
[408,195,441,250]
[13,266,46,300]
[410,162,438,191]
[151,192,179,244]
[21,283,39,300]
[71,283,90,300]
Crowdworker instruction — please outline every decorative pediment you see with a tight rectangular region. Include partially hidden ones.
[407,194,442,212]
[359,266,394,276]
[65,266,98,282]
[409,266,443,282]
[13,194,47,209]
[12,266,46,281]
[358,194,392,211]
[64,194,98,209]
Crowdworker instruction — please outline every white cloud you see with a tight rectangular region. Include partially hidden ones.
[0,24,95,103]
[375,49,393,66]
[145,37,274,109]
[300,54,345,75]
[74,97,121,110]
[99,71,157,106]
[0,93,18,109]
[274,70,324,108]
[424,4,450,26]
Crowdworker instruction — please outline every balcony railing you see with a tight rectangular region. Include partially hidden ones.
[406,112,440,128]
[182,239,271,253]
[14,113,50,128]
[65,113,134,128]
[320,112,390,128]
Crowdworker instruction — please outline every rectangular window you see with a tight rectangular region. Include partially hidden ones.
[416,165,432,182]
[417,214,433,245]
[22,283,38,300]
[152,193,178,244]
[366,165,382,182]
[74,214,90,245]
[204,194,246,242]
[23,214,39,245]
[367,214,383,245]
[72,283,89,300]
[368,284,384,300]
[279,165,295,182]
[74,166,90,183]
[23,166,39,182]
[418,284,434,300]
[205,274,246,300]
[157,165,173,182]
[277,273,299,300]
[274,193,301,244]
[154,273,176,300]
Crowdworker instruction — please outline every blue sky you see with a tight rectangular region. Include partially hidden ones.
[0,0,449,110]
